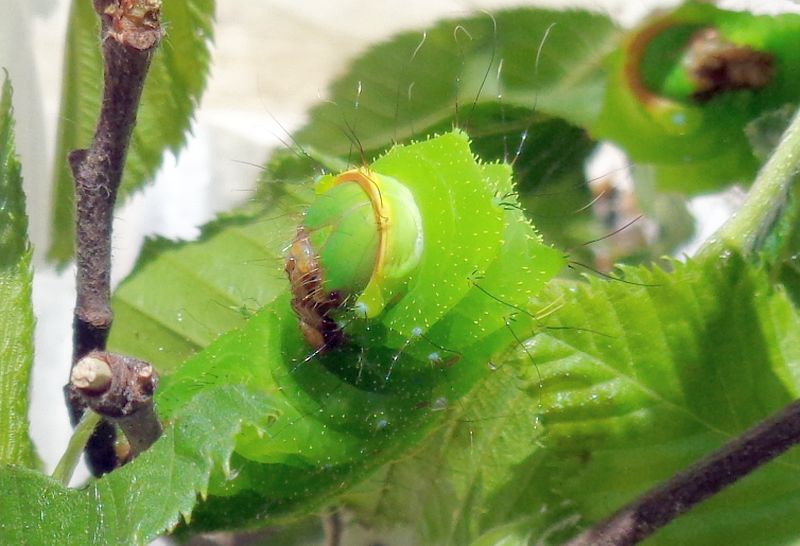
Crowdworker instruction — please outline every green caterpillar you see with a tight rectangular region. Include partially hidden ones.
[285,166,425,351]
[284,131,565,367]
[152,130,563,520]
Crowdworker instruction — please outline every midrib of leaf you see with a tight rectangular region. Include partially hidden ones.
[530,261,800,542]
[562,287,736,439]
[536,272,800,440]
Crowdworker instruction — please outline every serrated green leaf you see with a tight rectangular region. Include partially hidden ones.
[340,358,555,545]
[406,106,609,266]
[47,0,215,265]
[527,258,800,545]
[0,382,280,545]
[292,3,800,197]
[342,256,800,545]
[109,132,564,371]
[0,75,38,469]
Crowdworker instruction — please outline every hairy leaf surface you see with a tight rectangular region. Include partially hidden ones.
[293,4,800,195]
[342,257,800,545]
[294,8,616,161]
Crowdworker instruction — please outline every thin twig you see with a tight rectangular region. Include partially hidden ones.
[564,398,800,546]
[323,510,343,546]
[65,0,163,476]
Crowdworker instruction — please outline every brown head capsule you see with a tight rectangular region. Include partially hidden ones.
[285,226,346,351]
[686,28,774,102]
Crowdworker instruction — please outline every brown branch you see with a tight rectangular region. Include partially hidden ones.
[564,398,800,546]
[65,0,163,475]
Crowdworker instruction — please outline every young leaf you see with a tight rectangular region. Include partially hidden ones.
[108,185,306,373]
[47,0,215,265]
[340,358,556,545]
[109,132,563,369]
[0,75,38,469]
[527,257,800,545]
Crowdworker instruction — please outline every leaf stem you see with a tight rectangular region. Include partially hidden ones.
[698,105,800,259]
[51,409,102,486]
[563,398,800,546]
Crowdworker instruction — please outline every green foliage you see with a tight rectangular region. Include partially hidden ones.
[293,8,618,155]
[0,76,38,469]
[527,258,800,546]
[107,193,299,374]
[1,134,563,544]
[0,384,280,544]
[110,133,564,367]
[344,257,800,545]
[593,3,800,191]
[294,3,800,196]
[47,0,216,265]
[3,1,800,545]
[284,3,800,269]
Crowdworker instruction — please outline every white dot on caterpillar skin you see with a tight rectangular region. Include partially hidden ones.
[411,326,423,337]
[428,352,441,364]
[354,302,368,318]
